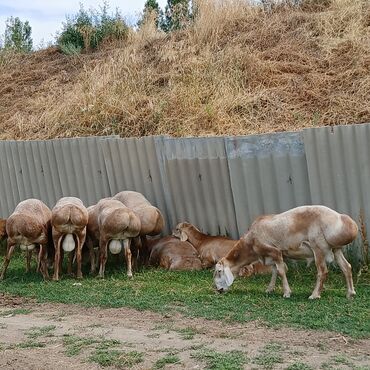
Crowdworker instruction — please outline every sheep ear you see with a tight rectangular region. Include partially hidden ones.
[180,231,188,242]
[224,266,234,287]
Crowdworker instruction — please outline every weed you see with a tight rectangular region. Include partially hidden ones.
[17,340,46,348]
[154,354,181,369]
[286,363,314,370]
[175,327,200,340]
[63,335,101,356]
[89,348,143,367]
[25,325,56,339]
[0,308,31,317]
[192,348,247,370]
[253,342,284,369]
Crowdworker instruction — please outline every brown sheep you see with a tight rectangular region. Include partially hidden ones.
[51,197,89,281]
[147,236,202,271]
[86,198,141,278]
[1,199,52,280]
[172,222,271,275]
[113,191,164,265]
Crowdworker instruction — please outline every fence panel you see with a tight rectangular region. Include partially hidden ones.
[304,123,370,262]
[158,137,239,238]
[226,132,312,235]
[100,136,171,233]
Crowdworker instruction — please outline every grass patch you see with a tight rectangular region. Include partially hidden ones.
[175,327,200,340]
[63,335,101,356]
[0,308,31,317]
[25,325,56,339]
[253,343,284,369]
[286,363,314,370]
[89,349,143,368]
[153,354,181,369]
[17,340,46,348]
[0,255,369,338]
[192,348,247,370]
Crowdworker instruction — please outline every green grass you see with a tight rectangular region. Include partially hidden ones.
[253,343,284,369]
[286,362,314,370]
[17,340,46,348]
[0,254,369,338]
[153,354,181,369]
[25,325,56,339]
[63,335,101,356]
[89,349,143,368]
[0,308,31,316]
[192,348,247,370]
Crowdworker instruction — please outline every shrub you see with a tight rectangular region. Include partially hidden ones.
[57,2,128,53]
[3,16,33,52]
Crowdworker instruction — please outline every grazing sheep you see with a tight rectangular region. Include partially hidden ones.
[86,198,141,278]
[51,197,89,281]
[172,222,271,277]
[113,191,164,265]
[0,199,52,280]
[214,206,358,299]
[147,236,202,271]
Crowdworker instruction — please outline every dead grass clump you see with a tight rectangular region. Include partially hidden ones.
[0,0,369,139]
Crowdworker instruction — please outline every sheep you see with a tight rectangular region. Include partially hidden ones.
[112,191,164,265]
[0,199,52,280]
[172,222,239,269]
[214,205,358,299]
[147,236,202,271]
[51,197,89,281]
[86,198,141,278]
[0,218,6,239]
[171,222,270,278]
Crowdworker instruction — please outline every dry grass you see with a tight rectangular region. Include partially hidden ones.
[0,0,369,140]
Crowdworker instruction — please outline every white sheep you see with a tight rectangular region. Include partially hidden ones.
[214,205,358,299]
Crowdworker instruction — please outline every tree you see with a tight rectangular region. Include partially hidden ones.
[162,0,192,32]
[138,0,163,29]
[4,17,33,52]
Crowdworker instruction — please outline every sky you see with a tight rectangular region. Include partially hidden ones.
[0,0,167,48]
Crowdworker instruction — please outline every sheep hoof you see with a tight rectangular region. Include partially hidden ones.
[309,294,320,299]
[346,291,356,299]
[265,287,274,294]
[127,273,133,279]
[283,293,291,298]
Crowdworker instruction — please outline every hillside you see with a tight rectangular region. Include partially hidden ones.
[0,0,369,140]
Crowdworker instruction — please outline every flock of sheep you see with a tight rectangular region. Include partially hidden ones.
[0,190,358,300]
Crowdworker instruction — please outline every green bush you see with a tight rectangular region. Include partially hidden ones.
[57,2,128,53]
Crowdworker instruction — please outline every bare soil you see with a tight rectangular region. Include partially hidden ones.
[0,293,369,369]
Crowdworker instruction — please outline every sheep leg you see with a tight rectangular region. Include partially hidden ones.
[140,235,150,266]
[123,239,133,278]
[26,250,32,273]
[98,237,108,279]
[266,265,278,293]
[309,243,328,299]
[53,234,62,281]
[67,252,74,275]
[86,237,96,275]
[255,241,291,298]
[334,249,356,298]
[39,243,50,280]
[76,232,86,279]
[0,241,16,280]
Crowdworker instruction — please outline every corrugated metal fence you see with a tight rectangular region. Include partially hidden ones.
[0,124,369,263]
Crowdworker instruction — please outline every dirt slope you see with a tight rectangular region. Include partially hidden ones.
[0,0,369,140]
